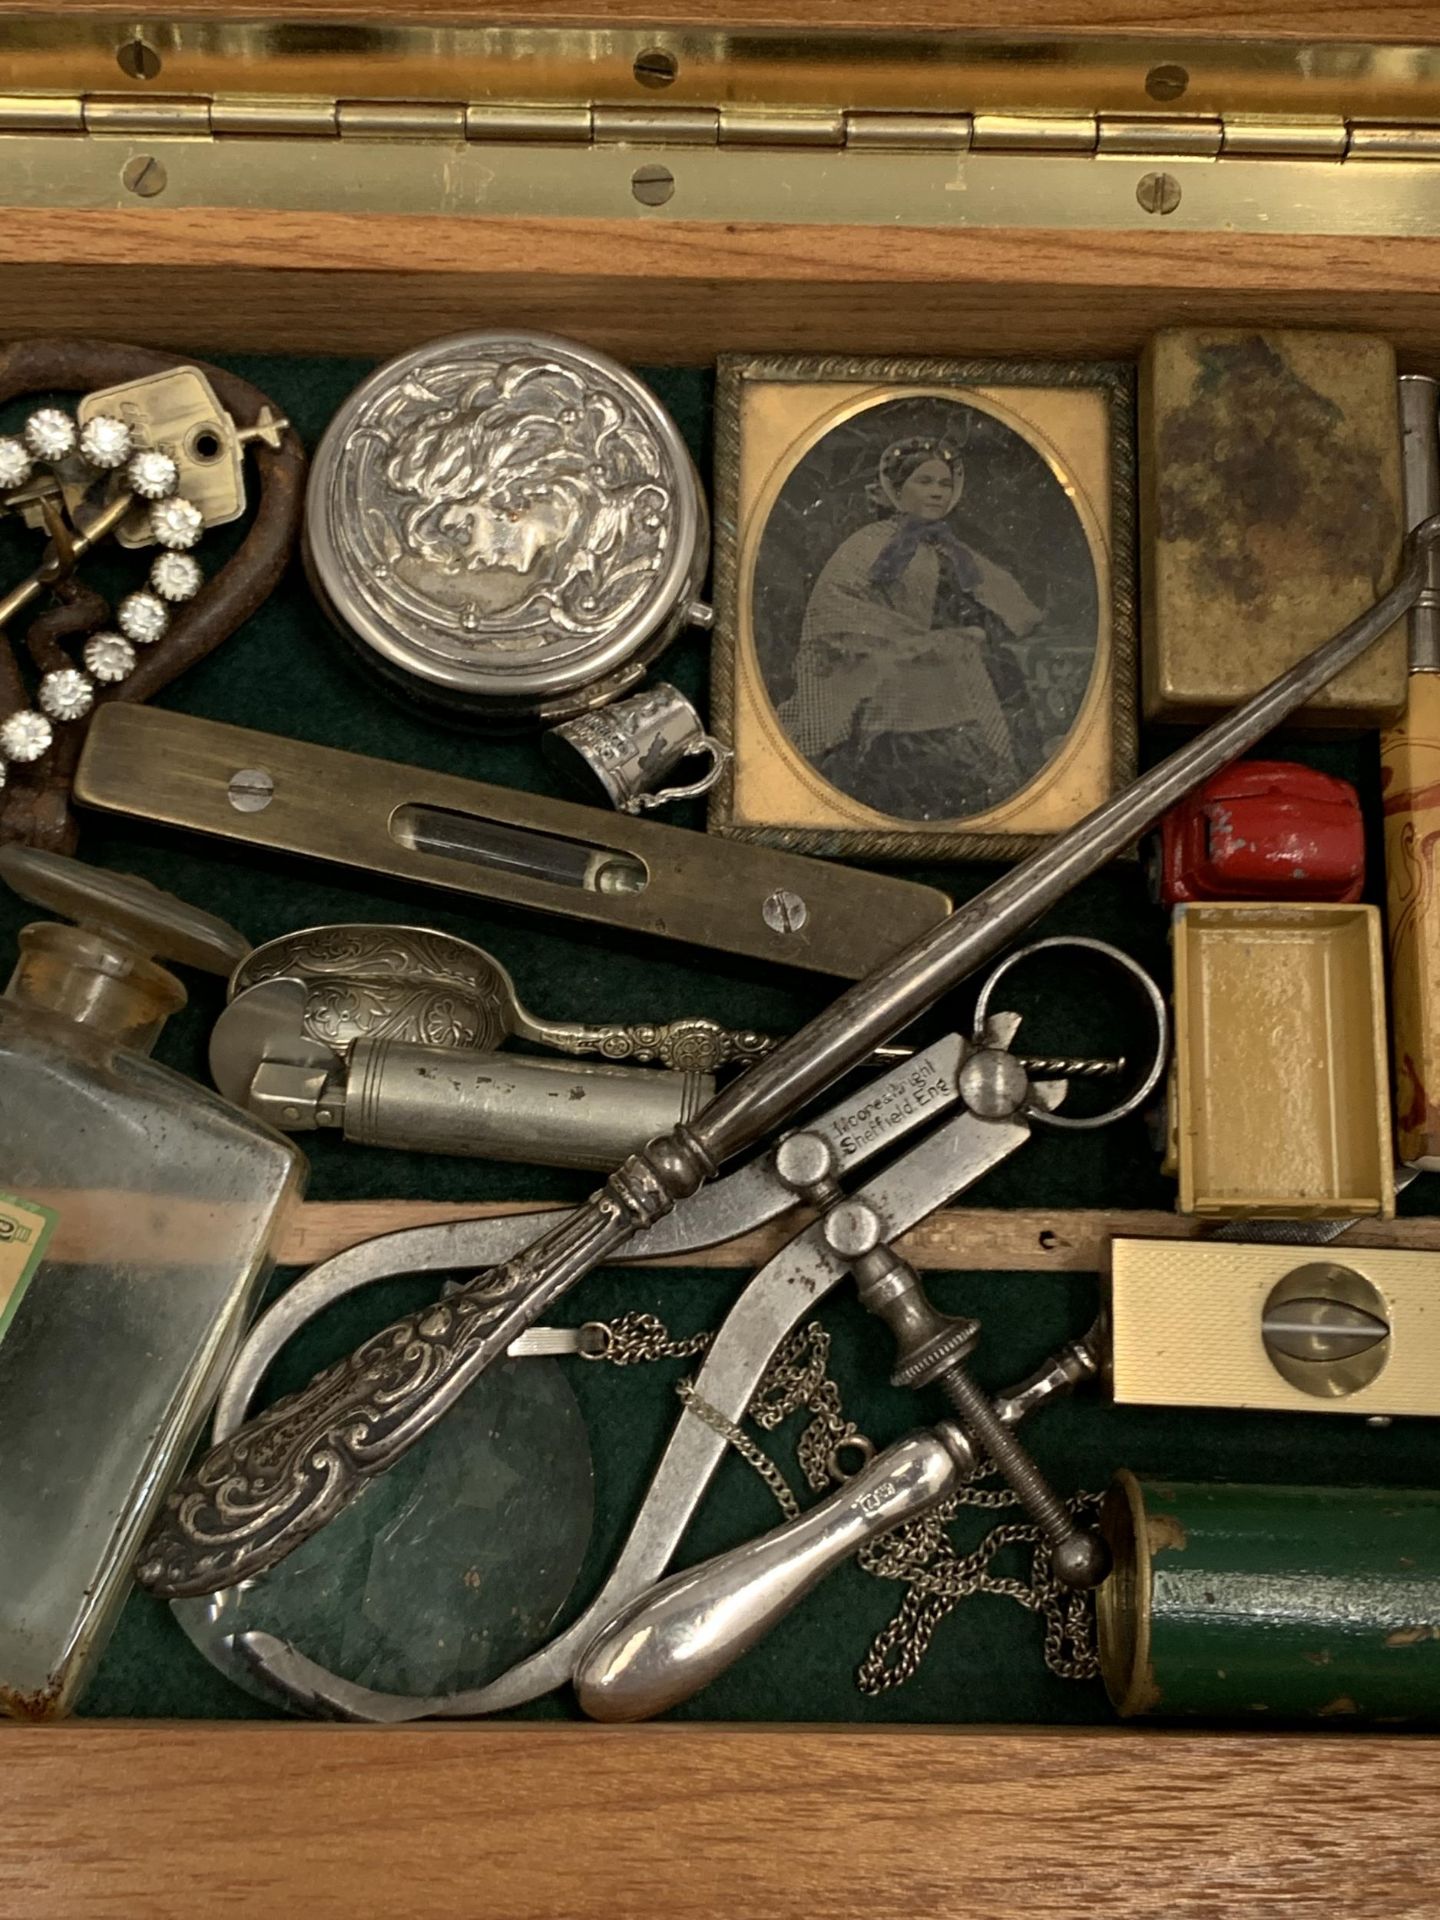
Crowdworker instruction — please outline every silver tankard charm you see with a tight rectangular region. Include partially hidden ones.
[543,681,731,812]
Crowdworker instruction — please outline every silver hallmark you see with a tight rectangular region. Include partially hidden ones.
[305,331,711,722]
[543,681,732,812]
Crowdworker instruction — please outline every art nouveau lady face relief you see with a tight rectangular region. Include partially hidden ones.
[749,392,1104,825]
[378,355,671,632]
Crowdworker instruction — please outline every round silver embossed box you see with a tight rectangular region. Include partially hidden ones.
[305,330,711,722]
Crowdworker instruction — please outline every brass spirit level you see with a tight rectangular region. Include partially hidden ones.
[73,705,951,979]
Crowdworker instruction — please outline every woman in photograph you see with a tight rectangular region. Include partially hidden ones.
[777,435,1045,820]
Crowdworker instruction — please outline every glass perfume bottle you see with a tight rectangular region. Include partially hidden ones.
[0,846,304,1719]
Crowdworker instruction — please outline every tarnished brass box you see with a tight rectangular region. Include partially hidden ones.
[1140,328,1408,728]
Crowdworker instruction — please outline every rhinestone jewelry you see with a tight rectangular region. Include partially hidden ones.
[38,669,95,723]
[149,495,204,552]
[150,551,204,602]
[0,710,54,763]
[83,632,137,683]
[78,414,134,471]
[126,448,180,501]
[117,590,170,646]
[0,435,33,490]
[23,408,77,463]
[2,383,218,791]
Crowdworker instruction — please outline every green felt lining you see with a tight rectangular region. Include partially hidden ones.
[1,353,1435,1727]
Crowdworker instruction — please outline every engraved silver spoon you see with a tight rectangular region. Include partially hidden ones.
[231,922,774,1074]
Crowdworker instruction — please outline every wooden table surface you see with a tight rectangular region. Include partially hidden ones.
[2,1722,1436,1918]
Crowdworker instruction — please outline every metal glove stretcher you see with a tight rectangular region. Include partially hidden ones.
[138,520,1440,1670]
[181,938,1167,1721]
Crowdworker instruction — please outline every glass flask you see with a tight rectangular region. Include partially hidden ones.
[0,846,304,1718]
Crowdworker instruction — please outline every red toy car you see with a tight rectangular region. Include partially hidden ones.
[1154,759,1365,906]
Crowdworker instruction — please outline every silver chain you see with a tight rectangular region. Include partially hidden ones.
[674,1378,806,1521]
[853,1486,1102,1692]
[581,1308,1099,1694]
[580,1310,714,1366]
[746,1323,875,1492]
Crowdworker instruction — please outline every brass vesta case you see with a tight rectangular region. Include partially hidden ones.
[1141,327,1408,727]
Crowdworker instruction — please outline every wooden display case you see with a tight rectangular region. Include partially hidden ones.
[2,4,1440,1914]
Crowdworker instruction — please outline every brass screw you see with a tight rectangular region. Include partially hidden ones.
[1136,170,1181,216]
[117,38,162,81]
[122,154,167,199]
[1144,63,1188,102]
[631,163,675,207]
[633,47,679,88]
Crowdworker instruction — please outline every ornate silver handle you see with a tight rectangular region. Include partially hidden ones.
[523,1014,775,1074]
[575,1428,970,1723]
[136,1135,713,1598]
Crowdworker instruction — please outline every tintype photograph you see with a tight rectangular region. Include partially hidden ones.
[710,355,1136,860]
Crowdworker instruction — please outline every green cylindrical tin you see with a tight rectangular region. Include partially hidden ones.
[1097,1472,1440,1723]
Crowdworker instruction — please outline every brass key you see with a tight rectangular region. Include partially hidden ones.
[75,367,286,547]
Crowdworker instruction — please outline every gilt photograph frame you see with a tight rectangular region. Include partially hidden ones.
[708,352,1137,861]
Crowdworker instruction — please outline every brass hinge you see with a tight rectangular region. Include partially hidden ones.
[1,92,1439,160]
[0,92,84,133]
[962,109,1354,157]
